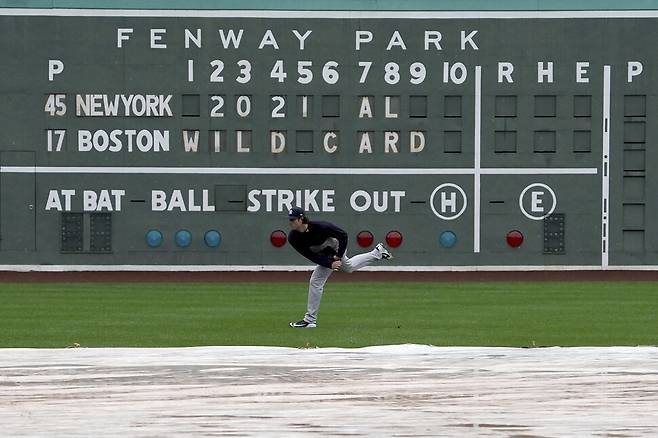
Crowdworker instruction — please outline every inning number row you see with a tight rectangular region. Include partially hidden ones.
[187,60,468,85]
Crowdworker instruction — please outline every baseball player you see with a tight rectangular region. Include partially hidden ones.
[286,207,392,328]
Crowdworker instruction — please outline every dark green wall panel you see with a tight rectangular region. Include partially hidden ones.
[0,10,656,268]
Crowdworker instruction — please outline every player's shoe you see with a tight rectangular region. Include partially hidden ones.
[289,319,317,328]
[375,243,393,260]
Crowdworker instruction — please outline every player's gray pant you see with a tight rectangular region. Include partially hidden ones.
[303,248,379,324]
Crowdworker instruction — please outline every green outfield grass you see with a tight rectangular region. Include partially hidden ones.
[0,281,656,348]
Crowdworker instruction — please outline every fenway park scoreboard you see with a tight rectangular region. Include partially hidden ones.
[0,7,657,270]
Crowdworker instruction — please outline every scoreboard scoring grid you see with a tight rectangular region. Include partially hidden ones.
[1,67,601,257]
[0,8,655,270]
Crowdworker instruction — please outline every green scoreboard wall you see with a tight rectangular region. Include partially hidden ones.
[0,6,657,270]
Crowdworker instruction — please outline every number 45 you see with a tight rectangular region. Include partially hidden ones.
[44,94,67,116]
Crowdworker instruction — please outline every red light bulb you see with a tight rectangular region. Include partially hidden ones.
[270,230,287,247]
[386,230,403,248]
[506,230,524,248]
[356,231,374,248]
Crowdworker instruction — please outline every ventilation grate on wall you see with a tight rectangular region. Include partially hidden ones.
[90,213,112,253]
[61,213,83,252]
[543,213,565,255]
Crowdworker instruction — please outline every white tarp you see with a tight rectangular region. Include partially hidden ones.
[1,345,657,437]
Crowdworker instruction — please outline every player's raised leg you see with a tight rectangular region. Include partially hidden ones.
[341,243,393,273]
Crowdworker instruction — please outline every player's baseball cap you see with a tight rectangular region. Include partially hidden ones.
[287,207,305,219]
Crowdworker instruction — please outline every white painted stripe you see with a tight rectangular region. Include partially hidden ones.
[0,166,598,175]
[3,9,658,19]
[474,66,482,254]
[0,264,656,272]
[480,168,598,175]
[0,166,475,175]
[602,66,611,269]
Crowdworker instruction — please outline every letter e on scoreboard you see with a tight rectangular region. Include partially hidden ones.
[519,183,557,220]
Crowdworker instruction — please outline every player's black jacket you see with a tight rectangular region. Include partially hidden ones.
[288,220,348,268]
